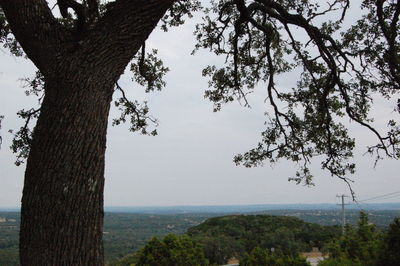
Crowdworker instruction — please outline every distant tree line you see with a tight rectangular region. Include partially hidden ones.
[113,213,400,266]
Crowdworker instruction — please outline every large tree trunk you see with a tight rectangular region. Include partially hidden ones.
[0,0,175,264]
[20,73,114,265]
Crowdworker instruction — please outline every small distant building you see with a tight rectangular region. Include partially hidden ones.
[222,257,239,266]
[0,217,6,223]
[301,247,328,266]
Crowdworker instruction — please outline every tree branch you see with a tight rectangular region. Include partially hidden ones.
[0,0,66,74]
[86,0,99,25]
[78,0,175,81]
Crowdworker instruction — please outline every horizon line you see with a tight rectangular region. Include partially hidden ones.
[1,201,399,210]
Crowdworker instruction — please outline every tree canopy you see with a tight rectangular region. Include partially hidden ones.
[378,217,400,266]
[1,0,399,192]
[187,214,339,264]
[319,211,400,266]
[193,0,400,191]
[135,234,208,266]
[240,246,310,266]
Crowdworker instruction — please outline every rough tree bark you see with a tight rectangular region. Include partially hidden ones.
[0,0,175,264]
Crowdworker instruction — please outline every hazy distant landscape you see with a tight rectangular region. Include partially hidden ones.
[1,203,399,265]
[104,202,400,214]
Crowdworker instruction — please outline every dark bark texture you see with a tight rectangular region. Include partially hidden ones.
[0,0,174,264]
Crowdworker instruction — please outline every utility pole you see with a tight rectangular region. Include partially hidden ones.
[337,194,349,235]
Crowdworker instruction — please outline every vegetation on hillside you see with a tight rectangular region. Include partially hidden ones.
[1,211,399,265]
[115,234,208,266]
[0,212,216,266]
[320,213,400,266]
[102,213,214,263]
[378,217,400,266]
[187,214,339,264]
[240,247,309,266]
[112,212,400,266]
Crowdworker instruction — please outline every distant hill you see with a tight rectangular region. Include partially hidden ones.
[187,214,340,265]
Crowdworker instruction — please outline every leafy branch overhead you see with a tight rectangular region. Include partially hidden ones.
[193,0,400,192]
[6,71,44,165]
[1,0,399,192]
[1,0,197,164]
[0,115,3,148]
[113,83,159,136]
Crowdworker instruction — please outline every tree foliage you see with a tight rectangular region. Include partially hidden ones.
[188,214,339,264]
[0,0,201,164]
[0,115,3,148]
[135,234,208,266]
[320,211,387,266]
[193,0,400,192]
[240,246,310,266]
[378,217,400,266]
[0,1,399,193]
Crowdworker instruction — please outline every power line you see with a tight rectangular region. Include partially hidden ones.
[359,194,400,202]
[357,191,400,203]
[336,191,400,221]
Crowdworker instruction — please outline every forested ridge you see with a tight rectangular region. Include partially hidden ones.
[114,213,400,266]
[190,215,338,250]
[1,210,399,265]
[110,214,339,265]
[186,214,339,264]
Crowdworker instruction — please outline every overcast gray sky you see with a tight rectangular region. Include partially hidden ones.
[0,3,399,208]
